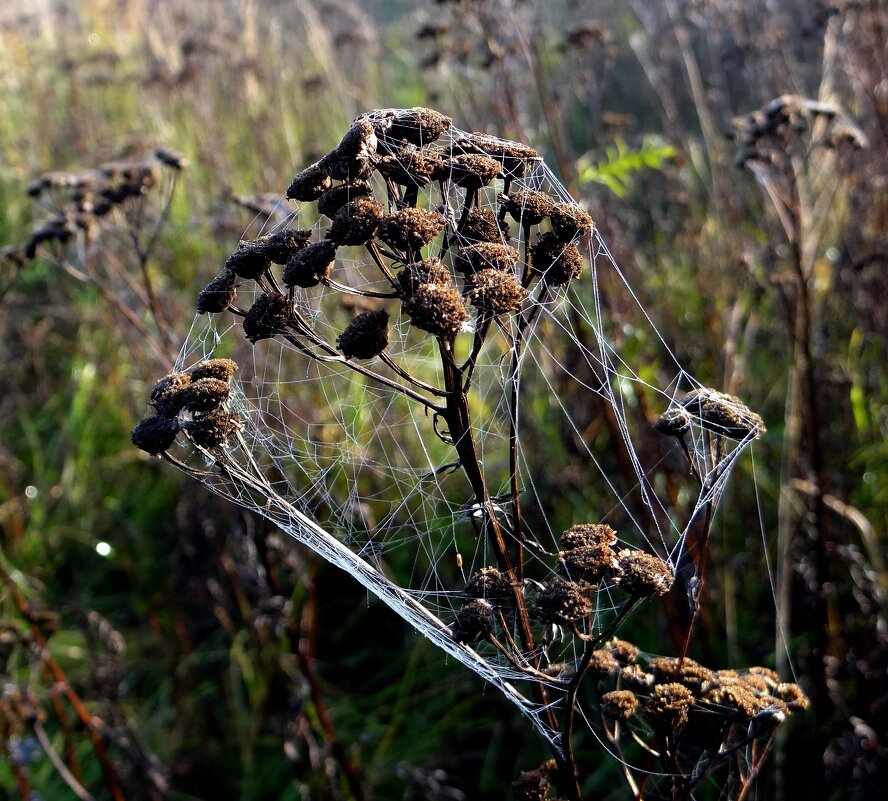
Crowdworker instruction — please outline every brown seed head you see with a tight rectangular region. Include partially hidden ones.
[465,269,527,314]
[189,358,237,385]
[560,523,617,550]
[286,163,333,202]
[326,196,384,246]
[511,759,556,801]
[397,258,453,298]
[197,270,238,314]
[654,406,692,437]
[601,690,639,721]
[322,119,378,181]
[620,664,655,691]
[454,242,519,275]
[681,388,766,440]
[150,372,191,405]
[587,648,620,677]
[376,148,446,188]
[181,378,230,413]
[225,240,272,280]
[774,682,809,711]
[499,190,555,226]
[557,544,621,584]
[444,153,500,189]
[465,567,514,605]
[616,549,674,596]
[549,202,593,241]
[132,415,180,455]
[184,409,242,449]
[607,638,641,665]
[381,107,453,146]
[243,293,292,342]
[532,580,595,625]
[453,598,495,644]
[454,132,539,179]
[531,232,583,286]
[454,207,510,244]
[283,240,337,288]
[402,283,468,339]
[153,146,187,170]
[337,310,390,359]
[378,207,445,253]
[263,228,312,265]
[316,181,373,219]
[644,682,694,732]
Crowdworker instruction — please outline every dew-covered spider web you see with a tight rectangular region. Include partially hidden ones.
[136,108,799,796]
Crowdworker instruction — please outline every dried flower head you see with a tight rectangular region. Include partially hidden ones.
[316,181,373,219]
[654,406,692,437]
[532,580,595,625]
[453,598,495,644]
[243,293,292,342]
[150,372,190,404]
[601,690,639,721]
[382,107,452,146]
[454,242,519,275]
[131,415,180,455]
[151,379,192,418]
[455,207,510,244]
[184,409,242,449]
[197,270,238,314]
[511,759,556,801]
[500,190,555,227]
[774,682,810,711]
[681,388,766,440]
[153,146,187,170]
[464,567,513,605]
[620,664,655,691]
[322,119,378,181]
[747,666,780,689]
[286,163,333,201]
[326,196,384,246]
[397,258,453,298]
[649,656,713,693]
[444,153,500,189]
[263,228,312,265]
[402,283,469,339]
[283,240,337,288]
[531,232,583,286]
[560,523,617,550]
[549,202,594,241]
[378,207,445,252]
[337,310,390,359]
[644,682,694,732]
[465,269,527,314]
[189,358,237,384]
[225,240,272,280]
[557,544,620,584]
[376,149,446,188]
[587,648,620,676]
[181,377,230,413]
[607,638,640,665]
[455,132,540,180]
[616,549,674,596]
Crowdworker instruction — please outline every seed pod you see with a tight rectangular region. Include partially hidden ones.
[464,567,514,605]
[560,523,617,550]
[378,207,445,253]
[263,228,312,265]
[587,648,620,677]
[607,638,640,665]
[615,549,674,596]
[396,258,452,298]
[453,242,518,275]
[316,181,373,219]
[286,162,332,201]
[531,232,583,286]
[182,377,230,413]
[465,269,527,314]
[499,190,554,227]
[189,358,237,384]
[384,107,452,146]
[654,406,691,437]
[601,690,639,721]
[283,240,337,288]
[197,270,238,314]
[337,310,390,359]
[225,240,272,280]
[532,580,595,625]
[402,283,468,338]
[644,682,694,732]
[680,388,766,440]
[376,149,446,188]
[444,153,500,189]
[549,202,593,241]
[321,119,377,181]
[557,544,621,584]
[326,197,384,246]
[453,598,495,644]
[454,207,510,244]
[131,415,180,455]
[243,293,292,342]
[184,409,241,448]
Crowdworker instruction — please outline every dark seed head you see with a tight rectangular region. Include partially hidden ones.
[557,544,621,584]
[680,388,766,440]
[616,550,674,596]
[402,283,468,339]
[181,377,230,413]
[150,372,191,405]
[197,270,238,314]
[282,240,337,288]
[337,310,390,359]
[132,415,180,455]
[549,202,593,241]
[286,162,333,201]
[378,207,445,253]
[184,409,241,448]
[607,638,640,665]
[263,229,312,265]
[322,119,377,181]
[511,760,556,801]
[396,258,452,298]
[444,153,500,189]
[376,149,446,188]
[188,358,237,384]
[382,107,452,146]
[601,690,639,721]
[326,196,384,246]
[454,242,518,275]
[531,232,583,286]
[464,567,514,605]
[316,181,372,219]
[560,523,617,550]
[454,132,540,180]
[465,269,527,314]
[587,648,620,676]
[453,598,495,644]
[654,406,691,437]
[453,207,510,244]
[644,682,694,732]
[153,146,187,170]
[499,190,554,227]
[225,240,272,280]
[243,293,292,342]
[532,580,595,625]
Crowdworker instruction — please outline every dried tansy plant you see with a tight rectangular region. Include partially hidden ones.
[132,108,802,800]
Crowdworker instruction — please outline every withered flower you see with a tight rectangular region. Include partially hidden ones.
[184,409,242,449]
[243,293,292,342]
[376,149,446,188]
[181,377,230,413]
[131,415,180,455]
[197,270,238,314]
[286,162,333,201]
[153,146,187,170]
[454,207,510,244]
[531,232,583,286]
[464,567,514,605]
[337,310,390,359]
[549,202,593,241]
[453,598,495,644]
[189,358,237,384]
[283,240,337,288]
[654,406,691,437]
[263,228,312,265]
[557,544,620,584]
[465,269,526,314]
[499,190,554,227]
[378,207,445,253]
[532,580,595,625]
[616,549,674,596]
[396,258,453,298]
[680,388,766,440]
[383,107,452,146]
[326,196,384,246]
[774,682,809,711]
[644,682,694,732]
[444,153,500,190]
[316,181,372,219]
[511,760,556,801]
[454,242,518,275]
[560,523,617,550]
[607,638,640,665]
[321,119,377,181]
[587,648,620,677]
[402,283,468,338]
[225,239,272,280]
[600,690,639,721]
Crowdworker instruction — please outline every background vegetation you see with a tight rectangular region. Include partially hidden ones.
[1,0,885,798]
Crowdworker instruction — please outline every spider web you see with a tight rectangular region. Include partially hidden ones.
[164,114,765,770]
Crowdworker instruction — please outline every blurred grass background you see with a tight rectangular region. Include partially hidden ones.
[0,1,886,799]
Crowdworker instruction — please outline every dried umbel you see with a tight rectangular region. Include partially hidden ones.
[681,388,766,440]
[465,269,526,314]
[557,544,620,584]
[286,162,333,201]
[454,242,519,275]
[131,415,180,455]
[326,196,384,246]
[464,567,513,605]
[560,523,617,550]
[644,682,694,732]
[453,598,495,644]
[402,283,469,339]
[243,292,292,342]
[549,202,593,241]
[283,240,337,288]
[531,232,583,286]
[600,690,639,721]
[337,310,390,359]
[532,580,595,625]
[197,270,238,314]
[378,207,445,253]
[500,190,554,226]
[397,258,453,298]
[616,550,674,596]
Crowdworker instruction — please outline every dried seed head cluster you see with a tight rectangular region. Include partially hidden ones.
[403,283,469,339]
[337,310,390,359]
[377,207,445,252]
[615,549,674,596]
[465,269,526,314]
[532,579,595,625]
[454,242,519,275]
[465,566,513,605]
[453,598,495,644]
[680,387,766,440]
[132,359,240,455]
